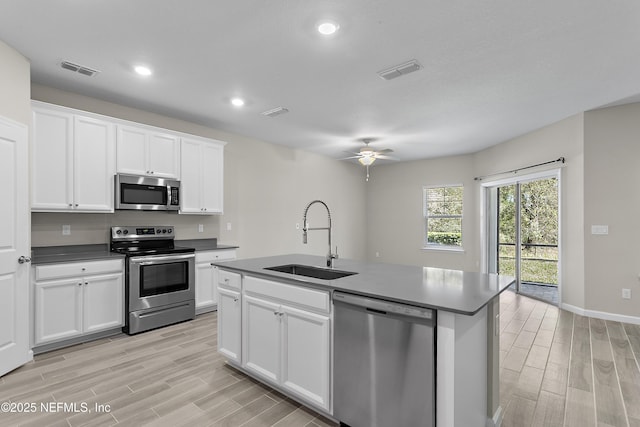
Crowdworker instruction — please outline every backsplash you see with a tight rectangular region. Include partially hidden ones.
[31,211,220,246]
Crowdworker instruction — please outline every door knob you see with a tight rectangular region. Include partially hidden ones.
[18,256,32,264]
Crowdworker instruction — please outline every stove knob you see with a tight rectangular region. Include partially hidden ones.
[168,228,173,234]
[162,229,167,234]
[157,229,161,234]
[123,230,128,235]
[116,230,122,235]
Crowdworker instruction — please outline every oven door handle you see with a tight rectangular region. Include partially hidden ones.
[130,253,195,264]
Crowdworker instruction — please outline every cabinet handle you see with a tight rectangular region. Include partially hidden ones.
[233,297,239,302]
[75,204,79,207]
[78,283,82,286]
[224,278,229,283]
[84,282,88,285]
[68,204,73,207]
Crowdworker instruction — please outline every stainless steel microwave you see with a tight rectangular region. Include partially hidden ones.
[115,174,180,211]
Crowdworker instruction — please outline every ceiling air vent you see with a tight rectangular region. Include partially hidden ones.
[261,107,289,118]
[377,59,422,81]
[61,61,100,77]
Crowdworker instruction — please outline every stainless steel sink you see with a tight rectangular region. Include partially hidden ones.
[264,264,357,280]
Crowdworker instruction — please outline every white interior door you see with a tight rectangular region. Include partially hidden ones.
[0,116,32,376]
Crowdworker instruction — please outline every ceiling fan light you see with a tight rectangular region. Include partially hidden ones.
[358,156,375,166]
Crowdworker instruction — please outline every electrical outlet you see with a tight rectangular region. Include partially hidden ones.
[198,224,204,233]
[226,222,232,231]
[591,225,609,235]
[62,225,70,236]
[622,288,631,299]
[375,251,380,258]
[296,223,300,230]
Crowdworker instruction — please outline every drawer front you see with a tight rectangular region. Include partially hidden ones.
[219,269,241,291]
[35,259,123,281]
[195,249,237,264]
[244,275,330,314]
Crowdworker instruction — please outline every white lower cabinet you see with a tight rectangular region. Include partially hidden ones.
[240,276,331,412]
[217,287,241,363]
[195,249,236,313]
[34,260,124,346]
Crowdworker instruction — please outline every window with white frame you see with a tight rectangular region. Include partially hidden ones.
[423,185,463,248]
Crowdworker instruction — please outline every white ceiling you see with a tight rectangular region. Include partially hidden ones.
[2,0,640,162]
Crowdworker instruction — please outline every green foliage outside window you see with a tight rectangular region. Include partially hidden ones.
[424,186,463,247]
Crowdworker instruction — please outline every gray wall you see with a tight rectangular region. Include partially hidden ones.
[584,103,640,318]
[30,84,368,261]
[0,40,30,125]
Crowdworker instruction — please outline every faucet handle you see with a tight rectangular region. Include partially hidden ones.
[334,246,339,259]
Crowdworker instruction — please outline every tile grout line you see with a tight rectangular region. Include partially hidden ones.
[562,311,575,427]
[622,324,640,379]
[588,316,598,427]
[616,323,636,427]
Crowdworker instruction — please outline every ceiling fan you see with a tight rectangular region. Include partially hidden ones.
[341,139,397,181]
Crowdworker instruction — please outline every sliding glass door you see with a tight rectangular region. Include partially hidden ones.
[485,173,559,305]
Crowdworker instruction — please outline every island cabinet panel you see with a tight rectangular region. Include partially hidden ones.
[281,305,330,409]
[239,275,331,412]
[243,295,281,382]
[217,269,242,363]
[217,287,241,363]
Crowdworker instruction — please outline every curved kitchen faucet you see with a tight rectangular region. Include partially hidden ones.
[302,200,338,268]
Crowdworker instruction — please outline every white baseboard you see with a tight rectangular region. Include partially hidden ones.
[561,303,640,325]
[486,405,503,427]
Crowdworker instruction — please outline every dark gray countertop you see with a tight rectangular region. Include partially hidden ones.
[31,244,125,265]
[32,240,238,265]
[176,239,239,252]
[214,254,514,316]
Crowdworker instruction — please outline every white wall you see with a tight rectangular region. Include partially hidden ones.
[584,103,640,318]
[0,40,30,125]
[30,84,368,261]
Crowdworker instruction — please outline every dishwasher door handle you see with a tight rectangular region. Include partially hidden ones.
[333,291,434,320]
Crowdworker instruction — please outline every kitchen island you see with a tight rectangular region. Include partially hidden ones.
[214,254,514,427]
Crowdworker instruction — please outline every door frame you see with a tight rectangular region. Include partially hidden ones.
[480,168,562,304]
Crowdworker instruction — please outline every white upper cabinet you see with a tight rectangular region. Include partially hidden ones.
[31,103,115,212]
[31,101,226,214]
[180,136,225,214]
[116,125,180,178]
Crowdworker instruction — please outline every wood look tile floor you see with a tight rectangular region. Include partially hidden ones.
[1,291,639,426]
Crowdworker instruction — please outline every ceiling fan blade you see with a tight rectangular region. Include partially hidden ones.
[339,155,362,160]
[343,150,361,156]
[375,154,399,160]
[376,148,394,154]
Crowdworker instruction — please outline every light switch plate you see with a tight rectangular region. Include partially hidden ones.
[198,224,204,233]
[591,225,609,235]
[62,224,70,236]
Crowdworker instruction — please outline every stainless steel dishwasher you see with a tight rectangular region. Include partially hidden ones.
[333,292,435,427]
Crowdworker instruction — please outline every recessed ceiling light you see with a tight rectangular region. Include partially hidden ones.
[231,97,245,107]
[134,65,152,76]
[317,21,339,35]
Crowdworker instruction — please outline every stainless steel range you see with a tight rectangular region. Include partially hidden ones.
[110,226,195,335]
